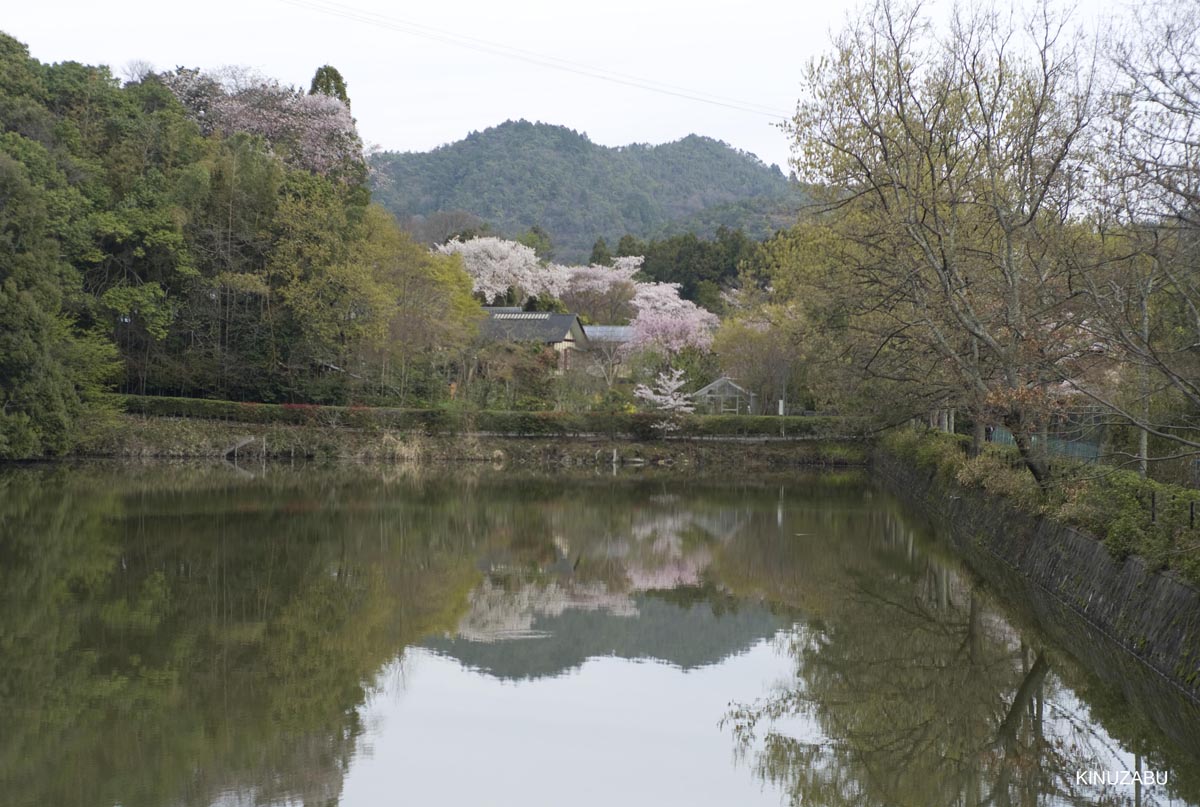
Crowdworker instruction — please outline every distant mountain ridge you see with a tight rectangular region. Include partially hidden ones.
[369,120,803,261]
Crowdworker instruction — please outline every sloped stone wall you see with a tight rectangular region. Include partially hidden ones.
[873,450,1200,706]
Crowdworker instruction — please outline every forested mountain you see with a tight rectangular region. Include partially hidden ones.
[650,191,809,243]
[369,120,803,260]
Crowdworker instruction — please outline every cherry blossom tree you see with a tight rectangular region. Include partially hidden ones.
[556,256,642,323]
[157,68,223,135]
[161,67,362,177]
[634,368,695,415]
[628,282,719,354]
[435,238,718,354]
[435,237,567,303]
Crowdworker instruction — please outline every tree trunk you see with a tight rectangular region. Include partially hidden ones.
[1138,278,1152,478]
[1009,423,1050,491]
[993,653,1050,754]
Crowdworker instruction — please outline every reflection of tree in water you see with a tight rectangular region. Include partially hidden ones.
[0,466,481,807]
[456,578,637,641]
[8,467,1191,807]
[0,466,798,807]
[726,513,1188,807]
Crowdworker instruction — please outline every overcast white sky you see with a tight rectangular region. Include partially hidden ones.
[6,0,1122,171]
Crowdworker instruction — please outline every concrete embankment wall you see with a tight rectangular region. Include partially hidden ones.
[873,450,1200,707]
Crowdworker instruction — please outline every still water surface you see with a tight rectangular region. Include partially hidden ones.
[1,464,1198,806]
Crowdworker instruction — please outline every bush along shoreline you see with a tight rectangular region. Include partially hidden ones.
[879,429,1200,588]
[110,394,868,441]
[66,394,871,467]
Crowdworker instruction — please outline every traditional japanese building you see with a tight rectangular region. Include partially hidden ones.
[479,307,590,370]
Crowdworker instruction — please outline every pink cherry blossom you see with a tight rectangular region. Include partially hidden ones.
[434,238,717,353]
[436,237,567,302]
[161,67,362,176]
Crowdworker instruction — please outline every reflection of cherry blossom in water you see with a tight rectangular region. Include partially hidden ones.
[452,502,757,642]
[624,550,713,590]
[455,579,637,642]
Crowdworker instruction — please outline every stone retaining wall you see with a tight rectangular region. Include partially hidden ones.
[873,450,1200,706]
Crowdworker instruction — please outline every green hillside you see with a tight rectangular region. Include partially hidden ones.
[369,119,801,260]
[649,190,810,242]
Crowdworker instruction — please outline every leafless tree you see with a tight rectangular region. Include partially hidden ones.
[1073,0,1200,469]
[789,0,1097,484]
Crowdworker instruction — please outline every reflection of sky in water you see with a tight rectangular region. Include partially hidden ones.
[343,639,802,807]
[338,493,1198,807]
[1034,686,1185,807]
[339,639,1190,807]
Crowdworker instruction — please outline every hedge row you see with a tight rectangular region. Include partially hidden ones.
[881,429,1200,586]
[112,395,868,440]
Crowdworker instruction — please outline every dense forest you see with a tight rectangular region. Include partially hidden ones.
[369,120,804,260]
[649,191,809,243]
[0,32,481,457]
[0,28,810,461]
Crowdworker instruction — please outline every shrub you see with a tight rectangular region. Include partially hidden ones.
[113,394,867,441]
[1052,469,1200,575]
[882,428,968,481]
[956,449,1040,511]
[880,428,923,461]
[881,427,1200,586]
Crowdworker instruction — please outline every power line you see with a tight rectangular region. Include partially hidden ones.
[278,0,793,120]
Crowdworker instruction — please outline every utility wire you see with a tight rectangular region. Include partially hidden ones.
[278,0,793,120]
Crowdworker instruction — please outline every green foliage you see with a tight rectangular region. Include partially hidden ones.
[1055,469,1200,581]
[522,293,567,313]
[0,146,118,458]
[674,414,863,438]
[621,226,757,305]
[370,120,795,261]
[881,429,974,484]
[114,394,867,441]
[712,307,813,411]
[516,224,553,260]
[308,65,349,107]
[954,449,1043,512]
[0,32,497,452]
[0,464,483,807]
[648,189,809,243]
[589,236,613,266]
[882,429,1200,586]
[914,434,970,481]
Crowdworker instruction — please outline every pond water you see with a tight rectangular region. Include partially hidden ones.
[2,463,1198,807]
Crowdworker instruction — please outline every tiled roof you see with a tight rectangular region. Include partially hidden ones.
[584,325,635,342]
[480,308,587,346]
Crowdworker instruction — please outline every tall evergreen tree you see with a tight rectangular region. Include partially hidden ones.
[309,65,350,108]
[589,237,613,266]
